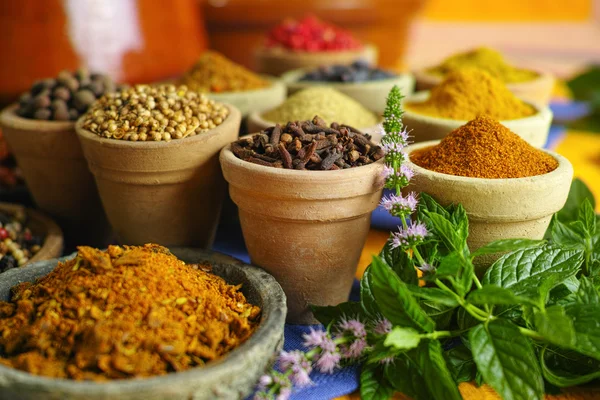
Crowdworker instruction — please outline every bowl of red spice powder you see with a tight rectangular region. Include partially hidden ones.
[404,115,573,268]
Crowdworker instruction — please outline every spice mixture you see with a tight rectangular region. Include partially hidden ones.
[16,69,117,121]
[266,15,362,52]
[405,69,536,121]
[81,85,229,141]
[179,51,269,93]
[0,244,260,380]
[0,208,43,271]
[262,88,378,128]
[300,60,396,83]
[231,115,383,170]
[426,47,539,83]
[410,115,558,179]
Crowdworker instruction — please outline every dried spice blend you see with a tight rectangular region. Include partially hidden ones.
[81,84,229,141]
[0,208,43,270]
[179,51,269,93]
[300,60,396,83]
[405,69,536,121]
[231,115,384,170]
[262,87,378,128]
[16,69,117,121]
[410,115,558,179]
[427,47,539,83]
[0,244,260,380]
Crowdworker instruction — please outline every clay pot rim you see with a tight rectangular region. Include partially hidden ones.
[0,104,74,132]
[203,75,286,97]
[281,68,413,89]
[413,68,554,90]
[255,43,377,59]
[220,142,384,180]
[405,140,572,185]
[0,202,63,265]
[402,90,551,125]
[0,248,286,393]
[74,103,241,149]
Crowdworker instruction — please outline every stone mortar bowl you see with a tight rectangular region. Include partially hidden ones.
[281,68,415,114]
[0,248,286,400]
[402,91,553,148]
[405,140,573,270]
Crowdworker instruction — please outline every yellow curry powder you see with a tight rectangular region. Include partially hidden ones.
[410,115,558,179]
[405,69,536,121]
[426,47,539,83]
[180,51,269,93]
[0,244,260,381]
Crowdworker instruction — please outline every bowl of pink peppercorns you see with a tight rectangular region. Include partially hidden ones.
[255,15,378,76]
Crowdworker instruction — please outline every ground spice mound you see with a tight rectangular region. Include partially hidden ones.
[427,47,539,83]
[179,51,269,93]
[263,87,378,128]
[406,69,536,121]
[410,115,558,179]
[0,244,260,381]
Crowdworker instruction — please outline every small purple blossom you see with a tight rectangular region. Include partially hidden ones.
[391,222,429,249]
[417,263,435,273]
[315,351,341,374]
[276,387,292,400]
[379,356,395,365]
[257,375,273,390]
[341,338,368,359]
[320,336,337,353]
[382,165,395,180]
[373,318,392,335]
[302,328,328,349]
[338,318,367,338]
[400,164,414,181]
[278,351,303,370]
[382,141,405,154]
[380,192,418,216]
[290,365,312,387]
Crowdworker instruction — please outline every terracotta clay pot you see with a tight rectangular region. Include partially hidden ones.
[402,91,553,147]
[405,140,573,270]
[0,104,111,246]
[75,105,241,248]
[413,69,555,106]
[220,143,385,324]
[205,78,287,118]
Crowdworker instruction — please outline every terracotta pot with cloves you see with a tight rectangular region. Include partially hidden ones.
[220,144,385,324]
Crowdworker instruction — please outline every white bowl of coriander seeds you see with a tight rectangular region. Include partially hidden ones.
[75,84,242,248]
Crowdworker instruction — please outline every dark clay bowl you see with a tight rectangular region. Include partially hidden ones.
[0,248,286,400]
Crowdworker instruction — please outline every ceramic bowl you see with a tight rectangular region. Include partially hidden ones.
[0,105,111,246]
[220,143,384,324]
[404,140,573,269]
[402,91,553,147]
[246,111,383,142]
[0,248,286,400]
[254,44,378,76]
[199,77,287,118]
[75,104,242,248]
[413,69,555,106]
[281,68,415,114]
[0,202,63,266]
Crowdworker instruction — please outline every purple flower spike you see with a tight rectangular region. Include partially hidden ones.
[290,365,313,388]
[302,328,328,349]
[342,338,368,359]
[373,318,392,335]
[382,141,405,155]
[338,318,367,338]
[400,164,414,181]
[257,375,273,390]
[380,192,418,216]
[315,351,341,374]
[379,356,395,365]
[278,350,303,370]
[390,222,429,249]
[276,387,292,400]
[417,263,435,273]
[382,165,395,180]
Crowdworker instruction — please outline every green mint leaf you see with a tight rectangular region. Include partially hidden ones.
[360,362,394,400]
[361,266,380,317]
[576,276,600,304]
[407,286,460,307]
[385,355,432,400]
[415,340,463,400]
[311,301,365,327]
[425,211,465,252]
[417,192,451,221]
[435,251,462,277]
[471,239,545,258]
[435,250,473,296]
[384,326,421,350]
[444,345,477,384]
[457,307,479,330]
[557,178,596,224]
[370,256,435,332]
[470,319,544,400]
[578,198,597,235]
[483,246,584,302]
[420,301,456,330]
[550,215,586,249]
[449,204,469,243]
[533,305,576,347]
[563,303,600,360]
[467,285,537,307]
[379,241,418,285]
[540,346,600,387]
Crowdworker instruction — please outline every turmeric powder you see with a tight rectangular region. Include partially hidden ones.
[405,69,536,121]
[426,47,539,83]
[0,244,260,381]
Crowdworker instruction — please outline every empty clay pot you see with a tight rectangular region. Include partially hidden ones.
[405,140,573,270]
[413,69,555,106]
[76,105,242,248]
[255,44,378,76]
[0,104,111,247]
[220,143,385,324]
[402,91,553,147]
